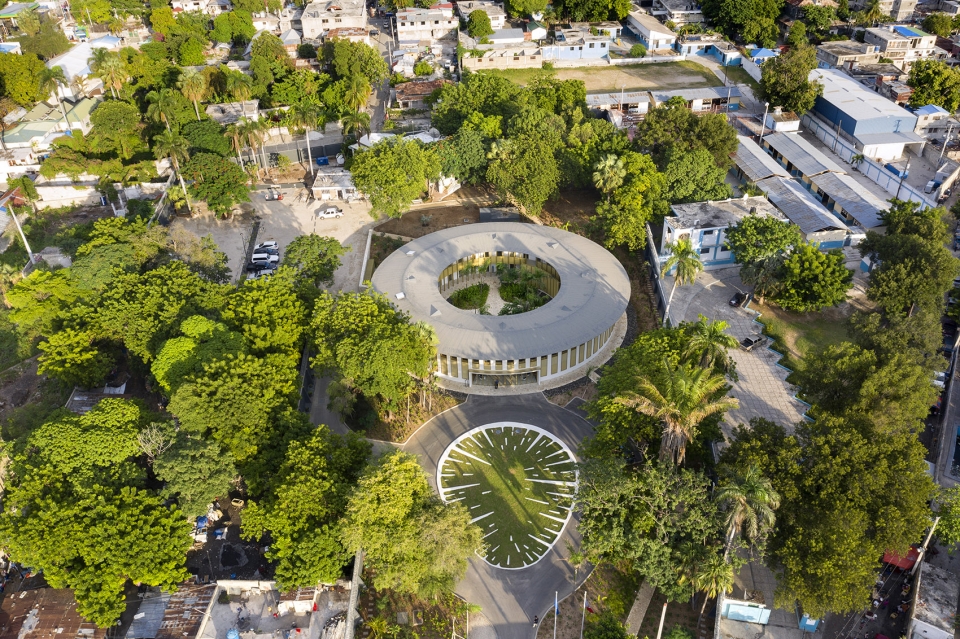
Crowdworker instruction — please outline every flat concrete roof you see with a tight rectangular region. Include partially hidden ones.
[371,223,631,361]
[670,196,784,229]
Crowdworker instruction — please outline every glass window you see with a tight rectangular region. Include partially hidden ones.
[700,248,711,255]
[541,356,548,377]
[551,353,559,374]
[560,350,569,371]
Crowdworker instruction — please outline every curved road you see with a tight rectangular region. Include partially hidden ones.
[403,394,594,639]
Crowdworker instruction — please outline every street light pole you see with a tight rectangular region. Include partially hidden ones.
[759,102,769,144]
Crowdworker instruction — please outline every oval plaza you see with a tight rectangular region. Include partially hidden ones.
[371,223,630,388]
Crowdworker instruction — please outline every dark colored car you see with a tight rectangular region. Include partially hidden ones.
[730,291,750,308]
[246,261,277,272]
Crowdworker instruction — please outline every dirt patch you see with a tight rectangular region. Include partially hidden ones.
[484,61,723,92]
[370,234,409,269]
[358,390,462,443]
[377,204,483,238]
[547,382,598,407]
[0,357,43,423]
[635,589,714,639]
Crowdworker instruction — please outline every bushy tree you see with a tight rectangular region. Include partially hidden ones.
[311,290,434,409]
[725,214,803,266]
[37,328,115,387]
[0,400,191,626]
[758,44,822,114]
[341,451,483,598]
[634,98,738,170]
[154,430,237,518]
[433,127,489,185]
[486,135,560,216]
[702,0,782,46]
[773,243,852,312]
[323,39,389,84]
[593,151,667,250]
[662,147,732,204]
[908,60,960,112]
[180,152,251,217]
[89,100,144,160]
[242,427,370,588]
[922,12,954,37]
[0,53,46,106]
[281,234,347,291]
[350,138,442,219]
[467,9,494,37]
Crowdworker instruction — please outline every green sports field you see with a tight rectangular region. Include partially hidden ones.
[438,424,577,569]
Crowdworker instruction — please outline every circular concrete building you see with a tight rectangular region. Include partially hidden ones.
[371,223,630,389]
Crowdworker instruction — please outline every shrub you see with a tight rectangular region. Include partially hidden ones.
[413,60,433,76]
[630,43,647,58]
[449,283,489,310]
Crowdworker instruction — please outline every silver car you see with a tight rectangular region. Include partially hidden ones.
[316,205,344,219]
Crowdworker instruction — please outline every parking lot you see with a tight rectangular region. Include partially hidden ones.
[664,268,809,435]
[171,187,382,291]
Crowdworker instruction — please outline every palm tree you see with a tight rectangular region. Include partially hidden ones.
[674,542,707,607]
[179,69,208,121]
[90,50,126,98]
[616,361,739,465]
[153,129,192,214]
[289,103,324,175]
[224,123,245,166]
[344,74,372,112]
[715,464,780,559]
[740,253,784,305]
[693,553,734,621]
[340,111,370,140]
[239,117,267,177]
[684,314,739,371]
[592,154,626,201]
[660,237,703,327]
[146,88,179,131]
[226,72,254,102]
[37,66,69,128]
[851,153,865,169]
[857,0,886,24]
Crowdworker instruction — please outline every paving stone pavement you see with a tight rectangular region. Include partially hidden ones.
[665,268,808,436]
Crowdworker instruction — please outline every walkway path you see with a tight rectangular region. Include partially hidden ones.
[665,268,807,434]
[403,394,594,639]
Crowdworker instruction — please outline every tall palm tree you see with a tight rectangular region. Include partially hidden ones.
[179,69,208,121]
[684,314,739,371]
[340,111,370,140]
[239,117,267,177]
[224,123,245,166]
[344,74,372,112]
[153,129,192,214]
[592,154,625,201]
[37,66,70,128]
[715,464,780,558]
[226,72,254,102]
[146,88,179,131]
[674,542,707,607]
[660,237,703,327]
[289,103,324,175]
[693,553,734,621]
[90,50,125,98]
[616,361,739,465]
[857,0,886,24]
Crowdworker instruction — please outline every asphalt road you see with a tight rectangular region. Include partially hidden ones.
[403,394,595,639]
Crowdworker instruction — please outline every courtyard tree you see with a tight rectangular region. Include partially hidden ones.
[660,238,703,326]
[758,44,823,115]
[350,138,442,219]
[486,136,560,217]
[341,450,483,598]
[772,243,852,312]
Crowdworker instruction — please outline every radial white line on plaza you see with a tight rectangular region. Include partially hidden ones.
[483,529,498,538]
[453,448,492,465]
[546,460,572,467]
[525,433,542,452]
[540,512,568,523]
[442,483,480,492]
[470,511,494,524]
[544,450,566,459]
[526,478,577,485]
[525,497,550,505]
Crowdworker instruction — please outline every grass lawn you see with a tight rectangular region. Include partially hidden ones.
[448,283,489,310]
[755,302,850,367]
[478,61,722,91]
[719,65,760,92]
[439,425,577,569]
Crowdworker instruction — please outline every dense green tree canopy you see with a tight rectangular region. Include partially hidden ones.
[662,147,732,204]
[702,0,782,46]
[487,135,560,216]
[323,39,389,84]
[467,9,494,37]
[725,214,803,266]
[772,243,852,312]
[908,59,960,112]
[350,138,442,219]
[758,45,822,114]
[242,427,370,588]
[341,451,483,598]
[180,152,251,217]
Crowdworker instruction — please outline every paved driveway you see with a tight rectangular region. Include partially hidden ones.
[403,394,594,639]
[173,192,382,291]
[665,268,808,434]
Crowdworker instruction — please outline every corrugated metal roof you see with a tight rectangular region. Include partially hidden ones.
[371,223,630,361]
[653,86,741,103]
[585,91,650,107]
[756,177,850,235]
[809,172,887,228]
[734,135,790,182]
[763,132,845,177]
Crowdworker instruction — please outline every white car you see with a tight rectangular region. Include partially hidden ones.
[255,241,278,250]
[316,206,344,219]
[251,252,280,264]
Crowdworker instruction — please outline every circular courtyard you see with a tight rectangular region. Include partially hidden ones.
[371,223,630,390]
[436,422,578,570]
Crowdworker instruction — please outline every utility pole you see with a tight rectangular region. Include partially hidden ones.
[579,592,587,639]
[654,604,668,639]
[911,517,941,576]
[939,123,953,165]
[2,203,35,265]
[759,102,769,144]
[896,158,911,200]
